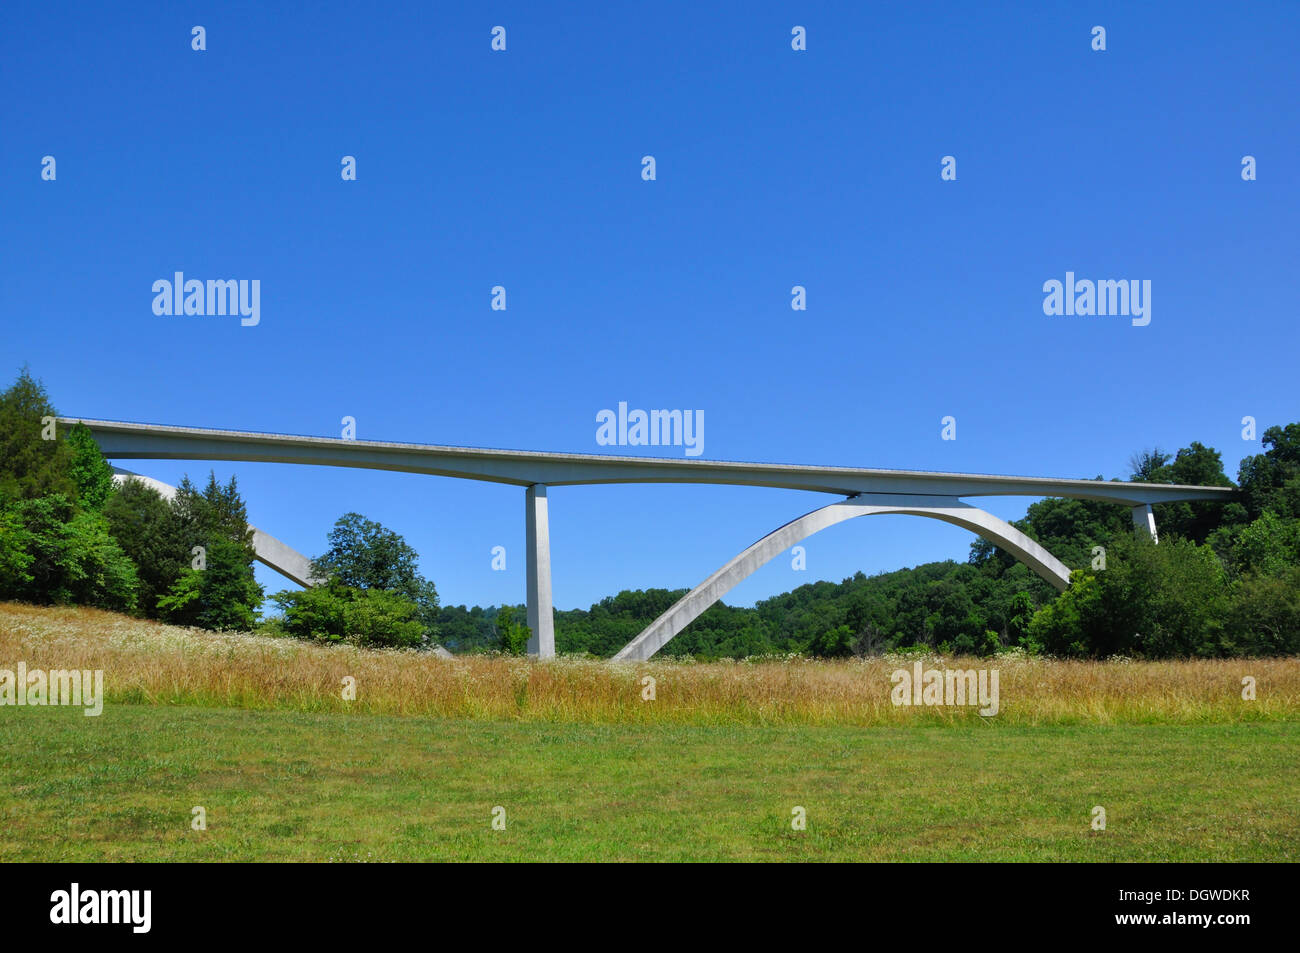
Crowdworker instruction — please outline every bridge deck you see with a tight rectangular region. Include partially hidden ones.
[62,417,1236,506]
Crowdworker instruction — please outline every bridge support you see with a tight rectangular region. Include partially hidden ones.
[525,484,555,658]
[612,493,1074,662]
[1132,504,1158,542]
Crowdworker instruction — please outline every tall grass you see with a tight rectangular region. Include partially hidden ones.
[2,602,1297,725]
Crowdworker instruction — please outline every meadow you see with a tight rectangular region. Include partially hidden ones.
[3,603,1296,725]
[2,603,1298,861]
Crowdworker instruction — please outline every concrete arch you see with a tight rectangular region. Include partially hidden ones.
[611,494,1073,662]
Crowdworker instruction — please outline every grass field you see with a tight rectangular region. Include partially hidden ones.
[4,708,1297,861]
[3,603,1299,861]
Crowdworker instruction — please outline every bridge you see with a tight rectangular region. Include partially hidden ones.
[62,418,1236,660]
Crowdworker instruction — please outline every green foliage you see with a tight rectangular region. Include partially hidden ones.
[1028,535,1230,658]
[1026,572,1101,657]
[103,478,188,614]
[312,512,418,591]
[311,513,440,635]
[102,472,264,628]
[970,491,1130,573]
[157,538,263,630]
[1223,568,1300,655]
[495,605,531,655]
[1238,424,1300,521]
[146,473,263,629]
[271,581,425,648]
[0,506,34,595]
[808,623,855,657]
[1144,442,1234,544]
[65,423,115,510]
[172,472,256,557]
[0,494,138,612]
[0,367,75,502]
[439,564,1055,660]
[271,583,349,643]
[1231,510,1300,577]
[1007,590,1035,646]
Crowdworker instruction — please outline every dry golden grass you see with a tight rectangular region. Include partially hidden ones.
[2,602,1297,725]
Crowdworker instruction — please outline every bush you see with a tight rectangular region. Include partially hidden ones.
[495,605,531,655]
[1223,568,1300,655]
[272,582,425,649]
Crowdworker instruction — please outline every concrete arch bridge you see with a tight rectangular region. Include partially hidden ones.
[62,418,1235,661]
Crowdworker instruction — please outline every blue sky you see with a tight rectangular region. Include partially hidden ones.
[3,2,1297,611]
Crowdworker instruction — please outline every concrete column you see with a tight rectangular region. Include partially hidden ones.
[1132,503,1158,542]
[525,484,555,658]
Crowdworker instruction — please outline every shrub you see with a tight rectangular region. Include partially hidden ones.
[272,582,425,649]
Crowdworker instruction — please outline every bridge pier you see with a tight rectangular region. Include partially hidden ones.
[1132,504,1158,542]
[525,484,555,658]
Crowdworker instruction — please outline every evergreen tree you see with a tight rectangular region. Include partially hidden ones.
[0,367,75,502]
[66,423,115,510]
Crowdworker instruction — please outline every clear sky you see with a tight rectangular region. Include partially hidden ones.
[3,2,1297,611]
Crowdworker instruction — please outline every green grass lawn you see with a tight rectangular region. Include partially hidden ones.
[3,705,1296,861]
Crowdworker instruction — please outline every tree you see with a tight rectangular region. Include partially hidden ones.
[157,537,263,630]
[1239,424,1300,521]
[147,472,263,629]
[495,605,531,655]
[1129,448,1171,483]
[0,494,138,612]
[1027,535,1229,657]
[808,623,855,657]
[172,472,255,557]
[970,492,1129,573]
[1145,442,1235,544]
[1224,568,1300,656]
[103,478,188,616]
[0,506,34,596]
[1230,510,1300,578]
[0,367,75,502]
[311,513,440,634]
[1007,590,1036,647]
[65,423,115,510]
